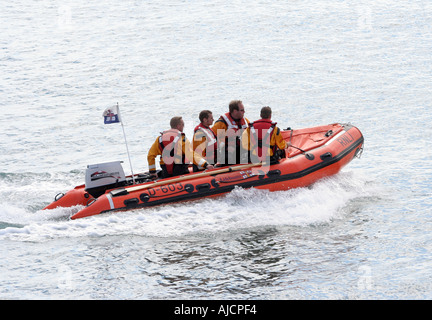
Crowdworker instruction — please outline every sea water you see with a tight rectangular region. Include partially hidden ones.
[1,0,431,299]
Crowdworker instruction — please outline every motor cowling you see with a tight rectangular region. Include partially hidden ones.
[85,161,126,198]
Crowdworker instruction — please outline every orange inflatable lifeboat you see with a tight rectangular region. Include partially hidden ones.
[44,123,364,219]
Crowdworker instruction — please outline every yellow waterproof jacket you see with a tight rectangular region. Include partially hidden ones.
[212,113,250,150]
[192,124,218,166]
[242,120,287,157]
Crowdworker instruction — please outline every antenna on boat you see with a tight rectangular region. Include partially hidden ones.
[103,102,136,184]
[118,103,136,185]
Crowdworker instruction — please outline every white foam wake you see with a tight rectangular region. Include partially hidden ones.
[0,171,378,242]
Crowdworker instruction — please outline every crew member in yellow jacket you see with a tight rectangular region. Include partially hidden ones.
[212,100,250,165]
[242,106,287,164]
[192,110,218,171]
[148,116,214,178]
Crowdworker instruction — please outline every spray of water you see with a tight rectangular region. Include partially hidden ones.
[0,170,379,242]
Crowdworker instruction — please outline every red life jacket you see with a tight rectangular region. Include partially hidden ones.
[158,129,185,175]
[220,112,248,131]
[219,112,248,148]
[194,123,218,164]
[249,119,277,161]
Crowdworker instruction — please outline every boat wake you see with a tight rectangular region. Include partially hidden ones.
[0,170,378,242]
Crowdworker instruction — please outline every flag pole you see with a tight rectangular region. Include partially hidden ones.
[117,103,136,185]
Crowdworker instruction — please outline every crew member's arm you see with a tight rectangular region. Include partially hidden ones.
[272,127,288,150]
[212,120,227,151]
[184,137,213,170]
[193,130,207,160]
[147,137,162,175]
[241,127,251,151]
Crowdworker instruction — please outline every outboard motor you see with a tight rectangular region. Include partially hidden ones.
[85,161,126,198]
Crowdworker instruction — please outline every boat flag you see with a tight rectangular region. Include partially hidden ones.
[103,105,121,124]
